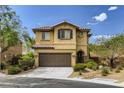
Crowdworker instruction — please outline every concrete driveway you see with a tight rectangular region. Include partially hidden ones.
[19,67,73,79]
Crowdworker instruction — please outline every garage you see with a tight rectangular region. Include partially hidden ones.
[39,53,71,67]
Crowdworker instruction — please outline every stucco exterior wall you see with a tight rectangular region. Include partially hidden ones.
[76,31,88,56]
[33,22,90,67]
[53,24,76,49]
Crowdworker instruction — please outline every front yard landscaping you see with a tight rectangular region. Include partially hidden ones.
[70,59,124,83]
[0,52,35,75]
[69,33,124,83]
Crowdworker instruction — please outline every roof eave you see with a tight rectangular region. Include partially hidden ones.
[52,21,80,29]
[32,28,52,33]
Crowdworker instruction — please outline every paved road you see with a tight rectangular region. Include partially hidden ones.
[0,77,121,88]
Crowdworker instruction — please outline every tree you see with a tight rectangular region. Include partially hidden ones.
[0,5,33,54]
[22,31,35,52]
[0,5,21,53]
[103,34,124,68]
[90,34,124,68]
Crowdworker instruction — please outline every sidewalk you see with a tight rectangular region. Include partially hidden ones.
[0,72,6,77]
[66,77,123,87]
[118,82,124,87]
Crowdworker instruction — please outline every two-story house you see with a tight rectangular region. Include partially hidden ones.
[32,21,91,67]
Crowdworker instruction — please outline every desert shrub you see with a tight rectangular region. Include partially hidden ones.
[79,70,82,75]
[73,63,87,72]
[117,65,123,70]
[115,69,120,73]
[101,67,109,76]
[86,60,98,70]
[98,65,103,70]
[121,63,124,68]
[7,65,21,75]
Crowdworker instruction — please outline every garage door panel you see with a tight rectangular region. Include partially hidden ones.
[39,53,71,67]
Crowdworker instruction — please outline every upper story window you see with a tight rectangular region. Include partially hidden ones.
[42,32,50,40]
[78,32,83,37]
[58,29,73,40]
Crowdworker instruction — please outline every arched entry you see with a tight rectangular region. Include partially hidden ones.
[76,50,84,63]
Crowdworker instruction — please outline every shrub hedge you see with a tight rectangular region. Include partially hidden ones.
[86,60,98,70]
[0,62,6,70]
[73,63,87,71]
[19,52,35,71]
[7,65,21,75]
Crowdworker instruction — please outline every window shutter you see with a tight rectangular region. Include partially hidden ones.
[70,30,73,39]
[42,32,45,40]
[58,30,60,39]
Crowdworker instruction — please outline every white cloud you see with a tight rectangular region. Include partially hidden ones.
[90,35,115,43]
[108,6,118,11]
[93,13,108,22]
[92,35,114,39]
[87,22,99,25]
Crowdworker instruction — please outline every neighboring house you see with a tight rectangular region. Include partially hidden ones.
[32,21,91,67]
[0,42,22,62]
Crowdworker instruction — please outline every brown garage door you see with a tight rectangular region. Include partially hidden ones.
[39,53,71,67]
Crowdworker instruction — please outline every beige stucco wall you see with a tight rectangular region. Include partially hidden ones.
[33,23,89,67]
[54,24,76,44]
[76,31,88,56]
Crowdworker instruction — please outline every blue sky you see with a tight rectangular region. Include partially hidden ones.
[10,5,124,42]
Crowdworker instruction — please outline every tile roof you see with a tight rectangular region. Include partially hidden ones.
[33,26,52,30]
[32,21,90,32]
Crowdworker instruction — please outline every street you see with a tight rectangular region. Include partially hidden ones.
[0,77,121,88]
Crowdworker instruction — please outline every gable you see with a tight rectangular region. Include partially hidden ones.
[32,21,90,34]
[52,21,79,29]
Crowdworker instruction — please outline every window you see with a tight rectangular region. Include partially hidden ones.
[78,32,83,37]
[42,32,50,40]
[58,29,72,39]
[80,32,83,35]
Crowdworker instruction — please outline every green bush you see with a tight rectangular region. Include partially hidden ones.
[21,52,34,61]
[19,60,28,71]
[86,60,98,70]
[0,62,6,70]
[73,64,86,72]
[101,67,109,76]
[19,52,35,71]
[27,52,34,58]
[19,59,34,71]
[7,65,21,75]
[7,55,21,65]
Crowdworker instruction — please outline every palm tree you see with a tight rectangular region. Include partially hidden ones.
[22,31,35,52]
